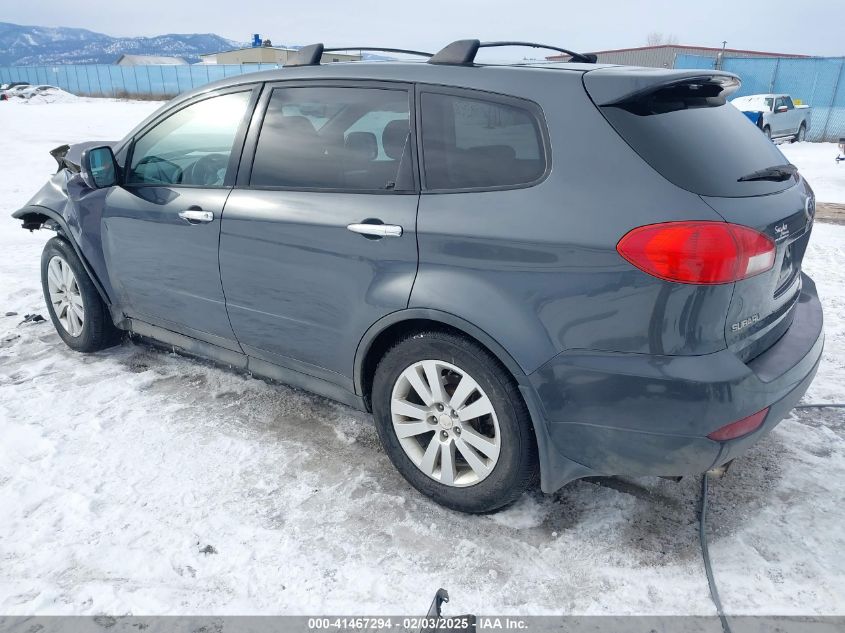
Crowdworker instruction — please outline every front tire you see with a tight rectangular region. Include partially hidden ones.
[41,236,121,352]
[763,125,772,140]
[372,330,538,513]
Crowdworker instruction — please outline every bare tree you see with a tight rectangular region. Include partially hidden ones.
[646,32,679,46]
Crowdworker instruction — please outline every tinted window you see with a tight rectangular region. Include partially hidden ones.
[420,92,545,190]
[602,100,794,197]
[127,91,251,186]
[251,87,412,191]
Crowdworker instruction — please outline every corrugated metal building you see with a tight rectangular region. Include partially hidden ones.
[547,45,808,68]
[200,46,361,65]
[116,54,188,66]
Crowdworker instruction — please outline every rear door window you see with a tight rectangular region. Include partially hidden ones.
[250,86,413,191]
[419,90,548,191]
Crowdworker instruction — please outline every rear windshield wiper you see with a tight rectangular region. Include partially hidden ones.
[737,164,798,182]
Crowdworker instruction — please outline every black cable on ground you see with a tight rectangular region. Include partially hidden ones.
[699,473,732,633]
[696,403,843,633]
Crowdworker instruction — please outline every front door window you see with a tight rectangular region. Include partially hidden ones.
[127,91,251,187]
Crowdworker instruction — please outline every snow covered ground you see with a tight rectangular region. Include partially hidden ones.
[0,100,843,617]
[5,87,83,105]
[781,142,845,204]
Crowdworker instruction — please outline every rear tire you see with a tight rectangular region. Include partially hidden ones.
[372,330,538,513]
[41,236,121,353]
[763,126,772,140]
[793,124,806,143]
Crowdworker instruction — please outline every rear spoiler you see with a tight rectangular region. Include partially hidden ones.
[583,67,740,107]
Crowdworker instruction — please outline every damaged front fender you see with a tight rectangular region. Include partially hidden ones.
[12,140,119,230]
[12,167,74,229]
[12,202,115,312]
[12,143,120,310]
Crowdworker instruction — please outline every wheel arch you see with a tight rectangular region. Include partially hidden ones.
[354,308,577,495]
[354,308,526,409]
[14,204,113,308]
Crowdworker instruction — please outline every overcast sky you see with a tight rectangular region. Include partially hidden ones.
[5,0,843,57]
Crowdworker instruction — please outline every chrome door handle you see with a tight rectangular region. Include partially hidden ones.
[178,209,214,223]
[347,223,403,238]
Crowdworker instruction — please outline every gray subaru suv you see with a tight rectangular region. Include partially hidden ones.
[13,41,824,513]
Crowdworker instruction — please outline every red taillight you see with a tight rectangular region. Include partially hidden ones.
[707,408,769,441]
[617,221,776,284]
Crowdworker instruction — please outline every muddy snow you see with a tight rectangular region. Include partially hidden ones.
[0,100,843,616]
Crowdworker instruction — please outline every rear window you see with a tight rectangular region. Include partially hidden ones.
[602,99,794,198]
[420,91,547,191]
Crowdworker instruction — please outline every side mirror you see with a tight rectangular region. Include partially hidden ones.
[80,146,118,189]
[776,105,788,113]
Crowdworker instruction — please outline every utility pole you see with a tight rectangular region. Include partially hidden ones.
[716,40,727,70]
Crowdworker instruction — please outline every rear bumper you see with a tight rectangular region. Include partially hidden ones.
[526,273,824,493]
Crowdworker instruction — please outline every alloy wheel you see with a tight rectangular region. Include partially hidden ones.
[390,359,501,487]
[46,255,85,337]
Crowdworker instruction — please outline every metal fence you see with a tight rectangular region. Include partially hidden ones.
[675,53,845,142]
[6,57,845,142]
[0,63,281,99]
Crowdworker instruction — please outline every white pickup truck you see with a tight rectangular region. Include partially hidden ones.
[732,94,812,142]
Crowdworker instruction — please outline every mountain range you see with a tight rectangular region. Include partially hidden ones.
[0,21,242,65]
